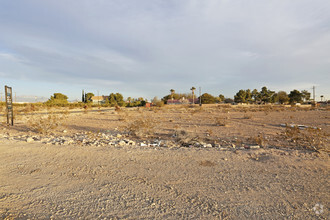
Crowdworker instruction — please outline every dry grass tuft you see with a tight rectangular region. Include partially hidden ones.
[199,160,216,167]
[243,114,253,119]
[254,134,266,147]
[27,112,67,134]
[214,116,228,126]
[122,114,157,138]
[283,125,328,152]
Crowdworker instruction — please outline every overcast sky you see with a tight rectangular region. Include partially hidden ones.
[0,0,329,101]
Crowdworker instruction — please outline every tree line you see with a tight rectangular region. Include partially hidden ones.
[162,86,311,105]
[233,87,311,104]
[45,86,312,106]
[46,92,146,107]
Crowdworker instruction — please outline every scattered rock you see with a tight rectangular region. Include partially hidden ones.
[3,130,267,152]
[250,145,260,149]
[26,137,34,143]
[128,140,136,145]
[118,140,126,146]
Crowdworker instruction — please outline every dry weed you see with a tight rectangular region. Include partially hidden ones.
[27,112,67,134]
[254,134,266,147]
[243,114,253,119]
[122,114,156,138]
[117,110,129,122]
[206,128,213,136]
[199,160,216,167]
[283,125,328,151]
[191,107,204,115]
[214,116,228,126]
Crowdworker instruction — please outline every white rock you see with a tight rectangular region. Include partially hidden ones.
[128,141,136,145]
[63,130,67,133]
[66,140,75,144]
[250,145,260,149]
[118,140,126,146]
[26,137,34,143]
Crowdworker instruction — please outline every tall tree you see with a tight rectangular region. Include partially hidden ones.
[108,93,125,107]
[234,90,247,103]
[82,90,85,103]
[301,90,311,102]
[190,87,196,104]
[259,86,275,103]
[170,89,175,100]
[245,89,252,103]
[85,93,94,103]
[46,93,68,104]
[251,89,260,103]
[277,91,289,104]
[218,94,225,102]
[288,90,303,104]
[200,93,216,104]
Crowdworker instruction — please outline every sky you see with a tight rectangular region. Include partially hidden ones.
[0,0,329,102]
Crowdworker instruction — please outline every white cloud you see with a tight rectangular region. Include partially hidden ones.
[0,0,329,99]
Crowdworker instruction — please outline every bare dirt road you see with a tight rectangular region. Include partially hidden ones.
[0,139,328,219]
[0,105,329,219]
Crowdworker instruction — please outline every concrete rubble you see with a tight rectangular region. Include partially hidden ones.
[280,124,320,130]
[0,131,264,151]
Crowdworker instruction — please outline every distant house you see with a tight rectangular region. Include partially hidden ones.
[167,97,199,105]
[145,102,152,108]
[91,96,109,104]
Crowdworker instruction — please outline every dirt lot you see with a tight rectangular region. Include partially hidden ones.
[0,105,329,219]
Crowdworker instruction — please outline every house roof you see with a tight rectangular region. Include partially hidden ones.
[91,96,108,101]
[167,98,199,104]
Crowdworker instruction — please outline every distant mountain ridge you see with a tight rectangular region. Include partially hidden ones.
[13,95,48,103]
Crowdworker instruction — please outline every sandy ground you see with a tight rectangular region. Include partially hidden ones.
[0,105,329,219]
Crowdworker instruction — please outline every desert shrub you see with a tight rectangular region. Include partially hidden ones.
[253,134,266,147]
[243,114,253,119]
[115,105,121,112]
[27,112,67,134]
[205,128,214,137]
[122,115,156,138]
[191,107,204,115]
[22,103,40,113]
[117,110,129,121]
[214,116,228,126]
[152,98,164,107]
[283,125,328,151]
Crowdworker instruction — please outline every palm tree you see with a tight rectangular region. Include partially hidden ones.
[190,87,196,104]
[170,89,175,100]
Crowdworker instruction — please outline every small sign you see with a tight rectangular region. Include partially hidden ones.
[5,86,13,126]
